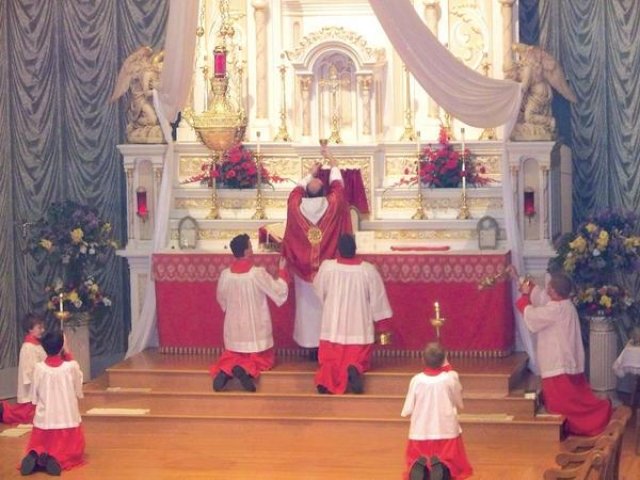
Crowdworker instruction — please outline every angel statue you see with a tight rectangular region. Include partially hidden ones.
[508,43,577,141]
[110,46,165,144]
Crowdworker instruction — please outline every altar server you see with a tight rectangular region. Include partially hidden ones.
[20,329,85,475]
[281,145,352,360]
[313,233,392,394]
[516,272,612,436]
[210,234,289,392]
[1,313,46,425]
[401,342,473,480]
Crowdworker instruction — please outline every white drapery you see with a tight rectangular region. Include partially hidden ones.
[368,0,536,371]
[126,0,199,358]
[368,0,521,129]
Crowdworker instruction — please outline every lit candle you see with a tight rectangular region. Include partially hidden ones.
[59,293,64,313]
[434,301,440,319]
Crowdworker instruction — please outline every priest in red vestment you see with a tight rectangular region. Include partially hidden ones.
[281,146,352,355]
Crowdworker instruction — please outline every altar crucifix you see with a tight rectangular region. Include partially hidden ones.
[318,63,350,144]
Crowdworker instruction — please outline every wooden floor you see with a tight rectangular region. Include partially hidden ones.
[1,350,639,479]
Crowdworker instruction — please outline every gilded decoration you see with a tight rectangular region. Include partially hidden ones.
[179,156,211,180]
[285,27,386,68]
[381,197,503,210]
[449,0,488,70]
[174,197,287,210]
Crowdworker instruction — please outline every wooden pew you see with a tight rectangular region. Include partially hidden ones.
[543,441,612,480]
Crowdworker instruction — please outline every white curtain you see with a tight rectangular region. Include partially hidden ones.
[368,0,536,370]
[368,0,521,129]
[126,0,199,358]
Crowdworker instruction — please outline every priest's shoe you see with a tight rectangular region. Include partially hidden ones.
[232,366,257,392]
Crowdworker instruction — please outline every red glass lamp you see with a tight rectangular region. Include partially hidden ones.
[524,187,535,220]
[136,186,149,221]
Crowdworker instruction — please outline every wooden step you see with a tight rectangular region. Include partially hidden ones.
[105,351,529,396]
[81,412,562,446]
[81,389,536,418]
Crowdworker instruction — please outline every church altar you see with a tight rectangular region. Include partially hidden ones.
[152,250,514,356]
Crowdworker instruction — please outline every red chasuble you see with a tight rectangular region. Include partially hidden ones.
[282,179,352,281]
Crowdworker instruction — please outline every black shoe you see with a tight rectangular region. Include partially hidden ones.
[409,455,427,480]
[45,456,62,476]
[213,371,232,391]
[317,385,330,394]
[307,348,319,362]
[37,452,49,468]
[20,451,38,476]
[430,456,450,480]
[231,365,256,392]
[347,365,364,394]
[0,400,4,422]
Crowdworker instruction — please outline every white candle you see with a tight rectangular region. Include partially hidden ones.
[462,176,466,190]
[434,301,440,318]
[256,131,261,155]
[416,131,421,155]
[461,127,466,172]
[59,293,64,313]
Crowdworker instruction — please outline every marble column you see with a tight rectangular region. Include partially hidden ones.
[252,0,269,119]
[423,1,440,118]
[499,0,516,73]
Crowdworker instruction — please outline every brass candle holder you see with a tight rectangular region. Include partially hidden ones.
[430,302,446,339]
[457,190,471,219]
[55,311,71,330]
[252,152,267,220]
[412,131,427,220]
[376,331,393,345]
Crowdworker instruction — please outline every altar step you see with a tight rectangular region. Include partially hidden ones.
[104,352,530,397]
[81,389,537,418]
[78,349,561,448]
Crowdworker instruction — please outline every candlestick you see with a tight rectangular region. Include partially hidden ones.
[461,127,466,172]
[434,301,440,318]
[430,301,445,339]
[256,131,261,155]
[59,293,64,313]
[416,130,421,155]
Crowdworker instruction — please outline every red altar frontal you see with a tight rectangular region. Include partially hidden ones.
[153,251,514,356]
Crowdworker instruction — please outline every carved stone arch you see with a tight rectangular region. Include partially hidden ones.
[285,26,386,142]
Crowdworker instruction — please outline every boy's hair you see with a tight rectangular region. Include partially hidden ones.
[22,312,45,333]
[230,234,250,258]
[41,329,64,356]
[549,273,573,299]
[338,233,357,258]
[423,342,446,369]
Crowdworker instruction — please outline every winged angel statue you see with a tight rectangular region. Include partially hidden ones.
[110,46,165,144]
[508,44,577,141]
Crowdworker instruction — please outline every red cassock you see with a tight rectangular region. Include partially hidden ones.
[281,179,352,282]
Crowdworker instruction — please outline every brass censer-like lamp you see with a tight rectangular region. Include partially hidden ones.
[184,0,246,219]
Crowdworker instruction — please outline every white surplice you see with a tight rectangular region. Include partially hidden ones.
[313,259,392,345]
[31,360,83,429]
[523,299,585,378]
[217,266,288,353]
[401,370,464,440]
[17,342,46,403]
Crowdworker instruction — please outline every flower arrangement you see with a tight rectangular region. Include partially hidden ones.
[181,143,284,189]
[28,200,117,323]
[398,127,493,188]
[550,210,640,316]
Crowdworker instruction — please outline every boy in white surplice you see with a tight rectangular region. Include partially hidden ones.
[210,234,289,392]
[313,233,392,394]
